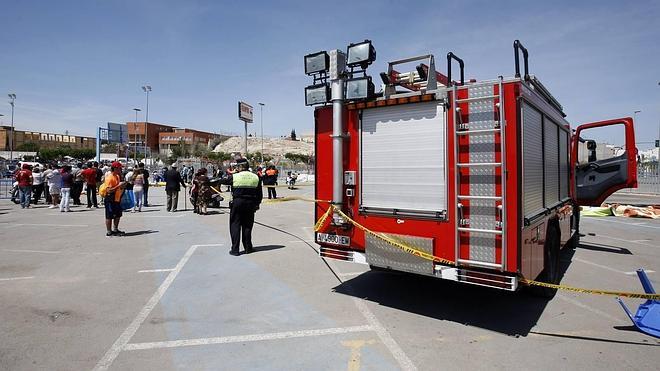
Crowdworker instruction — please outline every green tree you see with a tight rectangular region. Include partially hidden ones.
[169,139,190,160]
[102,143,118,153]
[192,143,209,158]
[284,152,309,164]
[246,151,273,166]
[17,142,40,152]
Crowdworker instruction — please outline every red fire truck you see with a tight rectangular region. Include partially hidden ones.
[306,40,637,295]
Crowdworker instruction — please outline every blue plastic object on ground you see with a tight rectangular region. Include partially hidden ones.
[617,269,660,338]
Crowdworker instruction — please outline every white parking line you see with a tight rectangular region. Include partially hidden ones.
[573,257,655,276]
[1,249,61,254]
[6,223,89,228]
[556,294,621,323]
[92,243,222,371]
[0,276,34,282]
[139,214,187,218]
[123,325,374,351]
[586,234,656,247]
[573,257,627,274]
[137,269,175,273]
[583,218,660,230]
[352,298,417,370]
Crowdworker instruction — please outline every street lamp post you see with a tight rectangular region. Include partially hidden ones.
[141,85,151,123]
[142,85,151,165]
[258,102,265,165]
[657,82,660,193]
[133,108,141,163]
[8,94,16,162]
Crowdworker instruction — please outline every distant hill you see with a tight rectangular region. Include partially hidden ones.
[213,136,313,157]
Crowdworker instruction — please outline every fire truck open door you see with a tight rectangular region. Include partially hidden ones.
[572,118,637,206]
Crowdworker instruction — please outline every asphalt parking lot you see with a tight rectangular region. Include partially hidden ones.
[0,186,658,370]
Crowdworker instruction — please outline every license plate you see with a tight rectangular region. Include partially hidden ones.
[316,233,350,246]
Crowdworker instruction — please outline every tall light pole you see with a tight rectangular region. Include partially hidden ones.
[133,108,141,163]
[657,82,660,193]
[141,85,151,123]
[258,102,265,165]
[8,94,16,162]
[141,85,151,165]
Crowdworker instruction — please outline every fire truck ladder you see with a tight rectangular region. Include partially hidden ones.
[453,77,507,271]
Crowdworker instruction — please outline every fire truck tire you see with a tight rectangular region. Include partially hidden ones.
[532,225,561,298]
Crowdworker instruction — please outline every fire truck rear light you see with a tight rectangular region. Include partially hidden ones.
[305,83,330,106]
[304,51,330,75]
[319,246,367,264]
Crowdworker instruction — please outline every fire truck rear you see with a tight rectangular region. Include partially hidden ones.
[305,40,637,295]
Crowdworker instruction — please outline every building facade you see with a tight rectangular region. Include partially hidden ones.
[0,126,95,151]
[126,122,175,154]
[158,128,221,155]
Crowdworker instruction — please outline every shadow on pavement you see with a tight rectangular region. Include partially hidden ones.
[529,331,659,347]
[123,230,159,237]
[578,242,632,255]
[202,210,225,215]
[254,245,285,252]
[333,246,576,337]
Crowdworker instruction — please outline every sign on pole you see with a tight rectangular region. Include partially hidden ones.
[238,101,254,123]
[238,101,253,156]
[107,122,128,143]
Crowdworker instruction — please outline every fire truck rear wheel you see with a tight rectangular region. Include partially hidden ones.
[532,224,561,298]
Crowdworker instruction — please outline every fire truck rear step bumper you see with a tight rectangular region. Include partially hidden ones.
[319,246,517,291]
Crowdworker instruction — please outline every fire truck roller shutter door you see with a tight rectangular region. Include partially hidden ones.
[544,118,561,207]
[522,102,544,218]
[360,101,447,216]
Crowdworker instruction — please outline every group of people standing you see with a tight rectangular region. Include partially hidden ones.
[10,160,305,257]
[13,162,104,211]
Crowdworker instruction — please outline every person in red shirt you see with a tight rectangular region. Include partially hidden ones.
[16,164,33,209]
[81,162,99,208]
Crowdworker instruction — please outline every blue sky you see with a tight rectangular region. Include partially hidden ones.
[1,0,659,148]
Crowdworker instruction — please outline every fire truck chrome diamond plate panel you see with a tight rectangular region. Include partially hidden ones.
[467,85,496,263]
[366,233,434,275]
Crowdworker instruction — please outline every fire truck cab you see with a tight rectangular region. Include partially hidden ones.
[307,40,637,295]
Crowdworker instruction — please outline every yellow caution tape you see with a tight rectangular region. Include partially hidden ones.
[268,198,659,300]
[314,206,334,232]
[263,184,314,188]
[331,206,456,266]
[262,196,329,204]
[520,278,660,300]
[209,186,224,195]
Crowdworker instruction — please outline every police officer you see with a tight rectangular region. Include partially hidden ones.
[220,158,263,256]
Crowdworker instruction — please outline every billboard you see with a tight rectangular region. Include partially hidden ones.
[238,101,253,123]
[106,122,128,143]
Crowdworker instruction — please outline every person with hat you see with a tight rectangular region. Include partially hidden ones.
[218,158,262,256]
[102,161,127,236]
[163,163,187,212]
